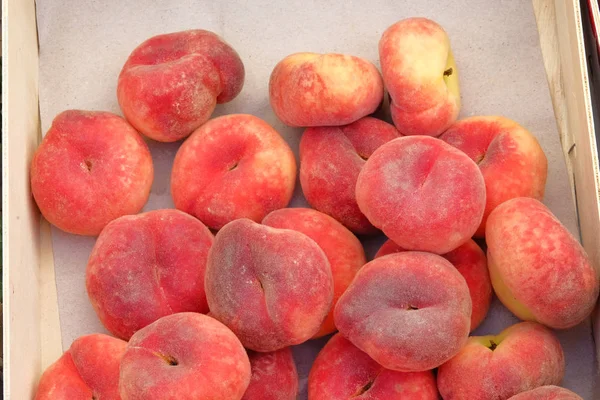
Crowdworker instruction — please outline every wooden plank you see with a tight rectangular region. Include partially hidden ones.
[2,0,62,398]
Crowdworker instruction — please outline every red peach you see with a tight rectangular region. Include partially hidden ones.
[30,110,153,236]
[356,136,486,254]
[440,116,548,236]
[119,313,251,400]
[171,114,296,230]
[205,219,333,352]
[376,238,491,331]
[117,30,244,142]
[262,207,367,337]
[299,117,401,234]
[242,348,298,400]
[438,322,565,400]
[308,333,439,399]
[34,334,127,400]
[379,18,460,136]
[509,386,583,400]
[486,197,599,329]
[86,209,214,340]
[334,252,472,372]
[269,53,383,127]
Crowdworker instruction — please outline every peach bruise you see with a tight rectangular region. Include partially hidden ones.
[205,219,333,352]
[171,114,297,230]
[86,209,214,340]
[30,110,153,236]
[299,117,401,234]
[334,251,472,372]
[308,333,439,400]
[118,29,245,142]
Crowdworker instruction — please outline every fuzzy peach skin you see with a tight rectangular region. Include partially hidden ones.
[509,386,583,400]
[205,218,333,351]
[30,110,153,236]
[438,322,565,400]
[376,238,491,331]
[486,197,599,329]
[119,313,250,400]
[117,29,244,142]
[262,208,367,337]
[309,333,439,399]
[440,116,548,236]
[269,52,383,127]
[86,209,214,340]
[356,136,485,254]
[171,114,296,230]
[35,334,127,400]
[334,252,471,372]
[242,348,298,400]
[299,117,400,234]
[379,17,460,136]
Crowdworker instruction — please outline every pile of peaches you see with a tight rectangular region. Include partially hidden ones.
[31,17,597,400]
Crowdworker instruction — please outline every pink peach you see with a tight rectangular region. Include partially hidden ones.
[334,251,472,372]
[171,114,296,230]
[299,117,401,234]
[242,348,298,400]
[30,110,153,236]
[205,218,333,352]
[86,209,214,340]
[119,313,251,400]
[440,116,548,236]
[509,386,583,400]
[262,207,367,337]
[118,29,244,142]
[269,52,383,127]
[356,135,486,254]
[308,333,439,399]
[34,334,127,400]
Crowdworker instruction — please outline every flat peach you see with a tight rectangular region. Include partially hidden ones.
[376,238,491,331]
[30,110,153,236]
[242,348,298,400]
[263,207,366,337]
[118,29,244,142]
[86,209,214,340]
[299,117,400,234]
[509,386,583,400]
[309,333,438,399]
[334,252,471,371]
[171,114,296,230]
[438,322,565,400]
[205,219,333,351]
[440,116,548,236]
[486,197,599,329]
[356,136,485,254]
[269,52,383,127]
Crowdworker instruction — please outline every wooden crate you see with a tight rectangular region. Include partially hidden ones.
[3,0,599,398]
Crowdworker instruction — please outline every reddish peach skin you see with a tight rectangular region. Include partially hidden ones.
[334,252,471,372]
[440,116,548,236]
[379,18,460,136]
[119,313,250,400]
[486,197,599,329]
[309,333,439,399]
[205,218,333,352]
[438,322,565,400]
[269,52,383,127]
[242,348,298,400]
[171,114,296,230]
[376,238,491,331]
[86,209,214,340]
[30,110,153,236]
[509,386,583,400]
[35,334,127,400]
[262,208,367,337]
[299,117,401,234]
[118,29,244,142]
[356,136,485,254]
